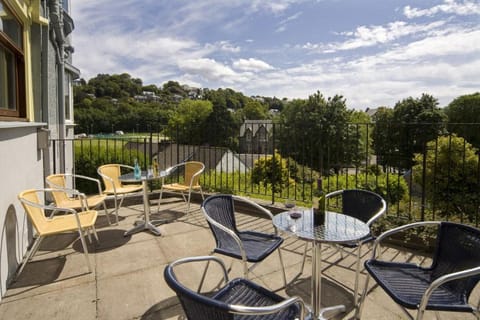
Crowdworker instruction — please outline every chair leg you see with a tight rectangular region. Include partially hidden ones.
[186,191,192,214]
[243,259,249,279]
[300,242,309,274]
[16,236,44,278]
[354,269,372,319]
[77,229,92,273]
[278,248,288,288]
[353,245,362,307]
[86,229,93,243]
[91,226,99,242]
[197,259,211,293]
[102,201,112,226]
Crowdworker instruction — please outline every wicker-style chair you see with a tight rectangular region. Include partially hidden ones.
[157,161,204,215]
[164,256,307,320]
[46,173,112,224]
[17,189,98,278]
[300,189,386,305]
[356,221,480,320]
[97,164,143,224]
[201,194,287,288]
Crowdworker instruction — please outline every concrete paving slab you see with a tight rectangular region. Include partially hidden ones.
[2,197,480,320]
[0,281,96,320]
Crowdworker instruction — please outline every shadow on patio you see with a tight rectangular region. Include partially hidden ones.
[0,195,478,320]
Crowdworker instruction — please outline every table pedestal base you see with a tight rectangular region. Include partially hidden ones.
[124,221,161,236]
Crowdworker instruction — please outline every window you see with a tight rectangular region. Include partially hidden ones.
[0,1,26,118]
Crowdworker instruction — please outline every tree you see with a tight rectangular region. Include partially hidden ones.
[278,91,359,173]
[241,99,269,120]
[412,134,479,221]
[372,94,447,169]
[445,92,480,148]
[251,151,290,194]
[371,107,395,169]
[167,99,213,145]
[203,98,237,148]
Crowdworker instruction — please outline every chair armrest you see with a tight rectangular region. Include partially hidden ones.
[232,195,274,220]
[202,209,248,262]
[419,265,480,313]
[229,295,306,319]
[231,196,278,234]
[169,255,230,284]
[72,174,104,195]
[21,189,83,221]
[371,221,441,259]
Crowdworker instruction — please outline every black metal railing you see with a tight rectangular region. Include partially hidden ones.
[51,122,480,227]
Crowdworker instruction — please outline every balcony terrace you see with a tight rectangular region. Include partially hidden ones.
[0,194,477,319]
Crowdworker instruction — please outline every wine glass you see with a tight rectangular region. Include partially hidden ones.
[285,198,296,210]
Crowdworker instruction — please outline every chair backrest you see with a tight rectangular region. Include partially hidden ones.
[46,174,71,205]
[431,222,480,295]
[184,161,204,187]
[98,164,122,191]
[335,189,386,225]
[164,262,233,320]
[18,189,49,234]
[202,194,239,247]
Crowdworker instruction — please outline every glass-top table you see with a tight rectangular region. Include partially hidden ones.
[119,170,169,237]
[273,209,370,319]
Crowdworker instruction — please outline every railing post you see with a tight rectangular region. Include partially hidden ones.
[420,141,427,222]
[271,123,276,205]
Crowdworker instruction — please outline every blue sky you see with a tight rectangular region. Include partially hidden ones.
[71,0,480,110]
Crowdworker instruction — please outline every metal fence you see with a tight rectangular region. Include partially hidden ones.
[52,122,480,227]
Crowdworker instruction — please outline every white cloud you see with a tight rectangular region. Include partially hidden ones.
[404,0,480,18]
[177,58,238,82]
[71,1,480,109]
[276,11,302,33]
[325,20,446,52]
[250,0,306,14]
[232,58,274,71]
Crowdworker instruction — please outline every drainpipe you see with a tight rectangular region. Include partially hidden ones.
[48,0,66,172]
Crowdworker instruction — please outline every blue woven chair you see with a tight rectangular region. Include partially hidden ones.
[164,256,307,320]
[356,221,480,320]
[201,194,287,288]
[300,189,386,305]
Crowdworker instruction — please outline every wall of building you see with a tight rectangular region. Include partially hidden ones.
[0,124,46,298]
[0,0,77,302]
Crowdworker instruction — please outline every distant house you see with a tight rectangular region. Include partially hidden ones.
[239,120,274,154]
[124,141,267,174]
[134,90,161,102]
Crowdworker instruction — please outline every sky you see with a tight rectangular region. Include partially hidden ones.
[71,0,480,110]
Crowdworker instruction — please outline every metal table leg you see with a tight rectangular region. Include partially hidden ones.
[312,240,346,319]
[124,179,162,236]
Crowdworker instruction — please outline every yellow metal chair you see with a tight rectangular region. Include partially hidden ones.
[157,161,205,214]
[97,164,143,223]
[17,189,98,278]
[46,173,112,225]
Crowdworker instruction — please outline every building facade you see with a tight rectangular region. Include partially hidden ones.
[0,0,78,300]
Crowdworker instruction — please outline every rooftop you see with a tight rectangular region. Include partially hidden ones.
[0,195,476,319]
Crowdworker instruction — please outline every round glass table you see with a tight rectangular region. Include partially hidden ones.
[273,209,370,319]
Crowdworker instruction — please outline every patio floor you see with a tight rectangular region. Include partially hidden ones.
[0,195,478,319]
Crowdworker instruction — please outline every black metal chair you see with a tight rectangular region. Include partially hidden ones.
[201,194,287,288]
[300,189,387,305]
[356,221,480,320]
[164,256,307,320]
